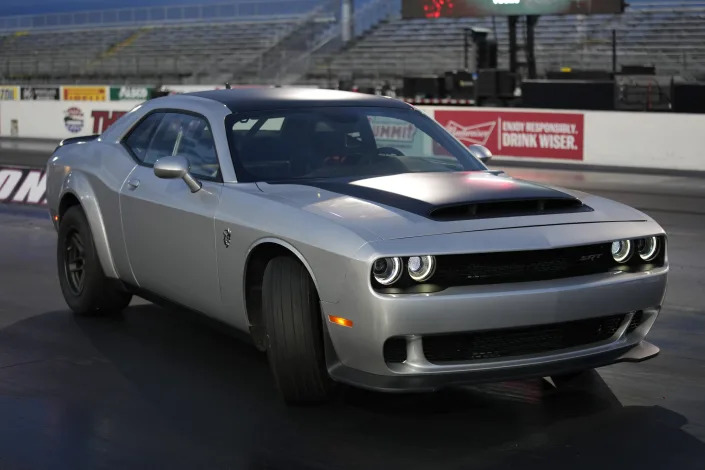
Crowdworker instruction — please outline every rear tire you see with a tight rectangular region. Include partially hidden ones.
[57,206,132,316]
[262,256,333,404]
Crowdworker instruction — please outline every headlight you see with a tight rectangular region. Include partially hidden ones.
[408,255,436,282]
[611,239,632,263]
[637,236,659,261]
[372,257,402,285]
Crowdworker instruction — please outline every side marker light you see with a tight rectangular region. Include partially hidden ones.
[328,315,353,328]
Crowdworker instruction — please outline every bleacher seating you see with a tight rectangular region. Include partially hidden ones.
[0,20,300,83]
[1,1,705,86]
[304,4,705,87]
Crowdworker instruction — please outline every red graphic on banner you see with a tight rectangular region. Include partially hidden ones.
[444,120,496,146]
[0,166,47,205]
[435,110,584,160]
[92,110,128,133]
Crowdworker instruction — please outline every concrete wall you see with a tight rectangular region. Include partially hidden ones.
[583,111,705,172]
[419,106,705,172]
[0,100,142,140]
[1,100,704,172]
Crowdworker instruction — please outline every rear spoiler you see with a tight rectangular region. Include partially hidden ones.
[57,134,100,149]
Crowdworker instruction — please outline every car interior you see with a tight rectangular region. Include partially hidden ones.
[230,109,464,181]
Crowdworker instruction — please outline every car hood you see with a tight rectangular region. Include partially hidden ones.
[255,171,647,240]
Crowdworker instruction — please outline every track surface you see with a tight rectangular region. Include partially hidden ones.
[1,158,704,469]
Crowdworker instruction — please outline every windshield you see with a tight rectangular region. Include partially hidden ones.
[225,106,486,183]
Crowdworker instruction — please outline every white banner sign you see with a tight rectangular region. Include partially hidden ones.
[0,100,143,139]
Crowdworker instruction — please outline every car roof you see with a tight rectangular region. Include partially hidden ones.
[187,87,412,112]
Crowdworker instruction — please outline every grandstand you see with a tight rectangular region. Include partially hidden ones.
[304,2,705,87]
[1,0,705,86]
[0,0,341,84]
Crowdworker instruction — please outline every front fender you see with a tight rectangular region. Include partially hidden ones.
[245,237,324,296]
[58,171,119,279]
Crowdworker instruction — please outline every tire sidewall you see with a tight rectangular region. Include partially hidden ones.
[262,256,334,403]
[57,207,105,314]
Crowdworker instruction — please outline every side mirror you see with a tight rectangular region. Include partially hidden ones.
[468,144,492,164]
[153,155,202,193]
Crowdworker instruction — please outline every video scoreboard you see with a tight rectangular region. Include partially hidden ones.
[402,0,626,18]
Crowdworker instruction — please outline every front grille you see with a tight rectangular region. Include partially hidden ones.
[435,243,615,287]
[372,237,666,294]
[422,314,626,363]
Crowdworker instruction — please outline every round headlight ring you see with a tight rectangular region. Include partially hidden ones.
[408,255,436,282]
[637,236,659,262]
[611,239,632,263]
[372,257,402,285]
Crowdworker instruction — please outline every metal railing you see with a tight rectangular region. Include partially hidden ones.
[0,0,322,32]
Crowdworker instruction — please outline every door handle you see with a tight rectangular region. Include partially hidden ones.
[126,178,140,190]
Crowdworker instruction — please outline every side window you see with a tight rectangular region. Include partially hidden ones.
[143,113,185,166]
[123,113,164,162]
[174,115,219,179]
[142,113,220,180]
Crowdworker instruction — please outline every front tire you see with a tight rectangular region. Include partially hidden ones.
[57,206,132,316]
[262,256,334,404]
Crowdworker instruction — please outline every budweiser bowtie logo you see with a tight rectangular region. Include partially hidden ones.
[445,120,496,146]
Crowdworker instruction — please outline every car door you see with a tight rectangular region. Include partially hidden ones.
[119,111,223,314]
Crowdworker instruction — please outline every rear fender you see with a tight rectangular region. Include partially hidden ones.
[59,170,118,278]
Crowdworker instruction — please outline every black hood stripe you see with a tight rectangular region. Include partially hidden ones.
[311,181,435,216]
[272,172,585,220]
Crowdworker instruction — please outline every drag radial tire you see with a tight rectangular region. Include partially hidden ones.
[262,256,334,404]
[57,206,132,316]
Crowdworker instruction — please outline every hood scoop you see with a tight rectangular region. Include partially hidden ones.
[429,197,591,221]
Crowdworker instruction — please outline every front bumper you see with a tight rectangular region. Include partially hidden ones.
[318,221,668,392]
[321,263,667,391]
[328,340,659,392]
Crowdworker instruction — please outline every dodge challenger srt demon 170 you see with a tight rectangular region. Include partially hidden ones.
[46,89,667,403]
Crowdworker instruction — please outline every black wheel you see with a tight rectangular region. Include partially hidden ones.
[262,256,334,404]
[57,206,132,316]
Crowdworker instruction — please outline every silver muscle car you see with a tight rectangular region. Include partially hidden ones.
[46,88,668,403]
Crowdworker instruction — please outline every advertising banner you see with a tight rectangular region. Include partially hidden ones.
[110,86,153,101]
[0,100,142,139]
[62,86,107,101]
[0,166,46,205]
[369,115,430,155]
[21,86,60,100]
[0,86,20,100]
[64,107,131,134]
[434,109,584,160]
